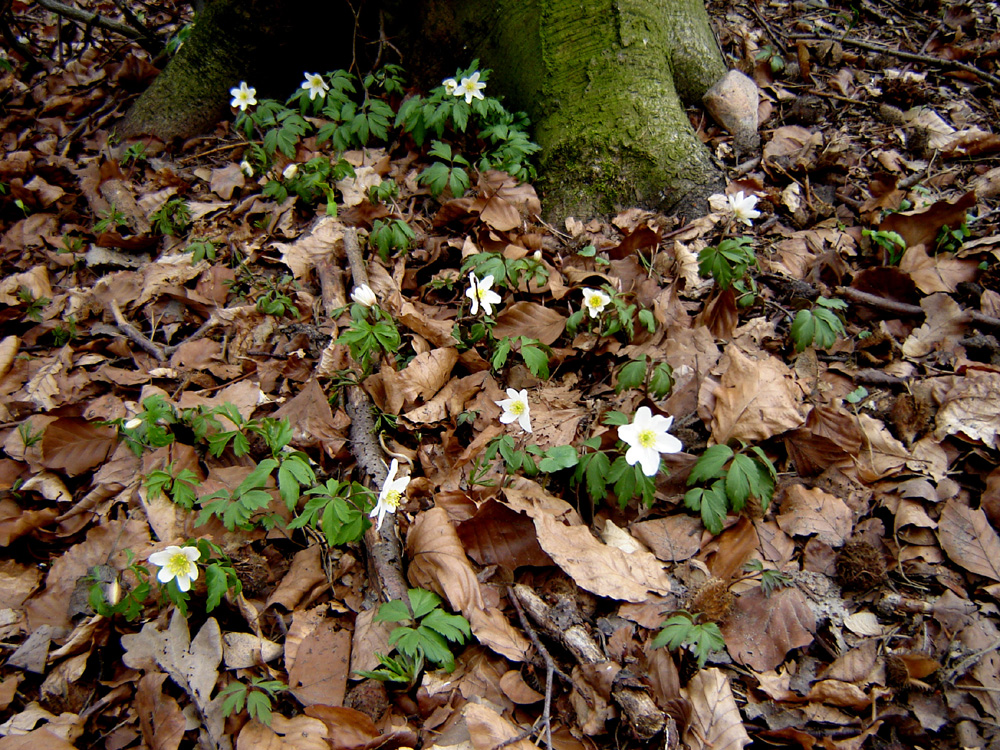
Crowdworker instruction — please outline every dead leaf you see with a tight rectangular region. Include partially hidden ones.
[38,417,117,476]
[286,620,351,708]
[880,191,976,252]
[775,484,854,547]
[722,586,816,671]
[532,512,671,602]
[937,499,1000,581]
[135,672,186,750]
[901,293,968,358]
[407,507,529,660]
[681,668,751,750]
[630,515,704,562]
[710,346,805,445]
[933,370,1000,450]
[456,500,552,569]
[491,301,566,346]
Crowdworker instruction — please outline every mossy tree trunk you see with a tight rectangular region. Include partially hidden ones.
[122,0,728,220]
[414,0,728,220]
[120,0,348,141]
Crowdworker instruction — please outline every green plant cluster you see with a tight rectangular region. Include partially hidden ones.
[684,443,777,535]
[356,588,471,687]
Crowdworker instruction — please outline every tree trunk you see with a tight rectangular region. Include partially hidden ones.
[119,0,349,141]
[121,0,728,220]
[414,0,728,220]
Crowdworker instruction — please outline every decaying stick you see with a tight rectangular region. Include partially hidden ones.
[837,286,1000,330]
[331,227,410,606]
[108,299,165,361]
[512,584,667,740]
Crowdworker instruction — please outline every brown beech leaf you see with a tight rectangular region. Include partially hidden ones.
[937,499,1000,581]
[303,705,378,750]
[879,190,976,252]
[532,512,672,602]
[135,672,185,750]
[456,500,552,570]
[286,620,351,709]
[491,301,566,346]
[681,668,751,750]
[854,414,909,482]
[901,293,968,358]
[775,484,854,547]
[407,508,529,660]
[806,679,871,710]
[464,702,535,750]
[38,418,117,476]
[499,670,544,704]
[721,587,816,671]
[898,243,980,294]
[710,346,805,445]
[630,515,704,563]
[934,370,1000,450]
[379,347,459,415]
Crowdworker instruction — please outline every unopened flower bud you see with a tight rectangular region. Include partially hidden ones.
[282,163,298,180]
[351,284,377,308]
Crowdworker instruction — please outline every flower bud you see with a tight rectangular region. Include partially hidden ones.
[282,163,298,180]
[351,284,377,308]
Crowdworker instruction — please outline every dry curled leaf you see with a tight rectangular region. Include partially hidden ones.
[682,668,751,750]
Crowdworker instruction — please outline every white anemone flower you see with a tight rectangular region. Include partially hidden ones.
[124,417,143,430]
[728,191,761,226]
[455,71,486,104]
[239,160,254,177]
[617,406,683,477]
[495,388,532,433]
[582,287,612,318]
[282,163,298,180]
[351,284,377,308]
[229,81,257,111]
[370,459,410,531]
[465,272,502,316]
[148,545,201,592]
[301,72,330,100]
[442,77,458,95]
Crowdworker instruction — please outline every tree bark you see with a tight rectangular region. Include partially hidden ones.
[414,0,728,220]
[119,0,349,141]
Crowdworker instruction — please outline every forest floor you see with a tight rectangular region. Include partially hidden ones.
[2,1,1000,749]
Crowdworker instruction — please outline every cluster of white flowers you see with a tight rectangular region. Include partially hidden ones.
[442,71,486,104]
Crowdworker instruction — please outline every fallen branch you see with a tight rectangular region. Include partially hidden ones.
[327,227,410,607]
[513,584,667,740]
[108,299,165,361]
[788,33,1000,89]
[36,0,144,41]
[837,286,1000,330]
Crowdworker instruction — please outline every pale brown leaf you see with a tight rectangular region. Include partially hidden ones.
[135,672,185,750]
[934,370,1000,450]
[937,499,1000,581]
[721,586,816,671]
[630,515,704,563]
[710,345,805,445]
[286,620,351,708]
[39,417,117,477]
[491,301,567,346]
[0,335,19,381]
[775,484,854,547]
[379,347,458,415]
[682,668,751,750]
[499,670,544,704]
[407,507,529,660]
[532,512,671,602]
[465,702,535,750]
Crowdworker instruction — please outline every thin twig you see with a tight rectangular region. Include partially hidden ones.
[837,286,1000,330]
[36,0,142,40]
[788,33,1000,89]
[108,299,165,361]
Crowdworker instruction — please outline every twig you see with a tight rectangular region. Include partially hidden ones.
[787,33,1000,89]
[36,0,143,40]
[837,286,1000,330]
[108,299,165,361]
[497,586,573,750]
[336,227,410,606]
[106,0,162,53]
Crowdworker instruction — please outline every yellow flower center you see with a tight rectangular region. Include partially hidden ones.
[638,428,656,448]
[384,490,402,510]
[510,401,525,416]
[167,553,192,577]
[587,295,601,308]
